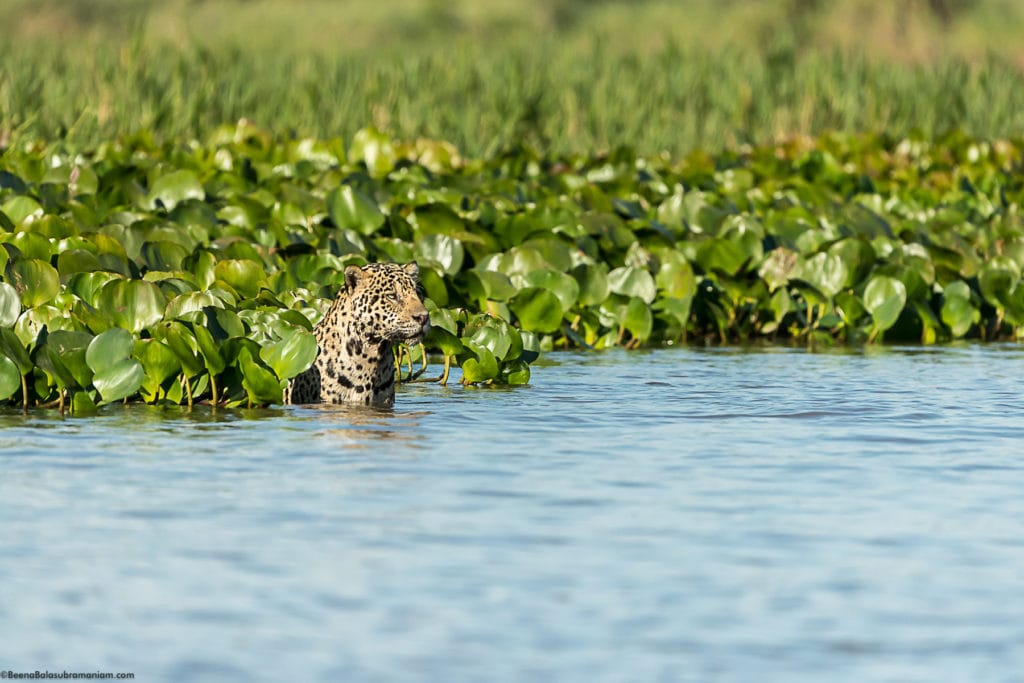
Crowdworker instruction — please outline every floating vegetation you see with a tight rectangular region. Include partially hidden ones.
[0,124,1022,409]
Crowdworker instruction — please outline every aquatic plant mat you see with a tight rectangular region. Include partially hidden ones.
[0,127,1022,408]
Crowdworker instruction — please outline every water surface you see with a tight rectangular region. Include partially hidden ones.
[2,345,1023,682]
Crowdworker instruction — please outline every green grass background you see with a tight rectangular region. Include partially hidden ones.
[1,0,1023,155]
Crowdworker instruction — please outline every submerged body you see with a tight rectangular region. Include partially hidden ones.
[284,262,429,407]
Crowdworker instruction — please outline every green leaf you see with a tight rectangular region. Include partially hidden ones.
[418,265,449,307]
[465,269,517,303]
[425,325,464,356]
[464,317,520,361]
[260,328,318,380]
[85,328,142,403]
[571,263,610,306]
[5,258,60,307]
[0,328,32,373]
[327,185,385,235]
[761,245,798,290]
[350,127,396,178]
[409,204,466,236]
[941,281,977,338]
[214,259,267,299]
[1,196,43,224]
[978,262,1017,310]
[607,266,657,304]
[165,291,225,320]
[0,282,21,327]
[92,357,144,404]
[863,275,907,333]
[620,296,653,342]
[655,257,697,300]
[0,353,20,400]
[459,342,499,384]
[193,324,226,375]
[695,238,749,276]
[86,328,134,374]
[509,287,564,333]
[415,234,464,275]
[71,390,98,414]
[98,279,167,333]
[135,338,181,399]
[524,269,580,311]
[205,306,246,340]
[69,272,123,307]
[798,252,849,299]
[238,346,283,405]
[502,359,531,385]
[149,169,204,210]
[57,249,105,278]
[37,330,94,390]
[9,230,55,260]
[158,322,206,377]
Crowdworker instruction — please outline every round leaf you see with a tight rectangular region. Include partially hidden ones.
[349,127,396,178]
[327,185,385,235]
[863,275,907,332]
[149,170,204,210]
[524,269,580,311]
[5,258,60,308]
[0,353,20,400]
[459,342,499,384]
[86,327,134,375]
[93,358,145,404]
[501,359,531,385]
[214,259,267,299]
[620,297,654,342]
[0,328,31,373]
[607,266,657,304]
[135,338,182,388]
[98,280,167,333]
[425,326,464,356]
[571,263,610,306]
[978,263,1016,309]
[510,287,564,334]
[415,234,464,275]
[465,270,517,303]
[464,319,513,361]
[2,196,43,224]
[0,282,21,327]
[238,347,283,404]
[799,252,849,299]
[260,329,318,380]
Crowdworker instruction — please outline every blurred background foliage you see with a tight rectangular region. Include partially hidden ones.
[4,0,1022,63]
[1,0,1023,156]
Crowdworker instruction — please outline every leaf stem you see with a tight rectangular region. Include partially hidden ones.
[440,355,451,386]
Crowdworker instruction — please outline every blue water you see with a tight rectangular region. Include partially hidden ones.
[2,345,1023,682]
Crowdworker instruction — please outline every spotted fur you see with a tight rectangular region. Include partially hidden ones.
[284,262,430,407]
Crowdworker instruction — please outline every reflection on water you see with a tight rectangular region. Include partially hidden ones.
[290,403,429,450]
[2,345,1024,682]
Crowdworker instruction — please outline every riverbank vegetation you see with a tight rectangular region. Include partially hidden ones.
[3,0,1024,156]
[1,1,1022,408]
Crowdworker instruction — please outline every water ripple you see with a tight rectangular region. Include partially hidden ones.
[3,345,1024,682]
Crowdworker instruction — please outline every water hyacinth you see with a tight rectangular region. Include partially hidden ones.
[0,125,1022,409]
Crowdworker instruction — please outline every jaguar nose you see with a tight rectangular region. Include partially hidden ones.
[413,310,430,328]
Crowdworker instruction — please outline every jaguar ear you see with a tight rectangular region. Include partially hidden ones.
[403,261,420,280]
[344,265,366,293]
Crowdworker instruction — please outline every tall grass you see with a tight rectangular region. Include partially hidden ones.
[1,0,1023,155]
